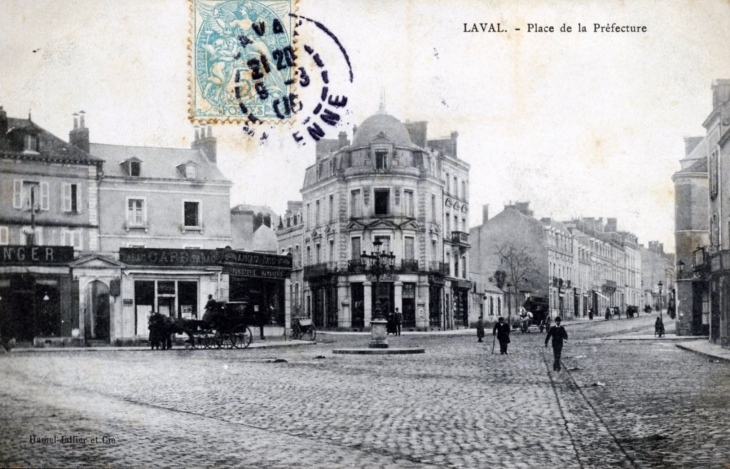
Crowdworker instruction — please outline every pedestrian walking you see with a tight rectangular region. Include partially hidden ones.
[605,307,611,321]
[545,316,568,371]
[588,307,593,320]
[476,314,485,342]
[395,308,403,336]
[655,316,665,337]
[492,317,511,355]
[386,310,396,335]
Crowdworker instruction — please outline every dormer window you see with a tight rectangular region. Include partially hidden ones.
[375,151,388,170]
[24,134,38,153]
[122,158,142,177]
[185,163,197,179]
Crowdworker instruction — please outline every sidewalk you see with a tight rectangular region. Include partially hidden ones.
[603,334,705,341]
[3,339,317,354]
[675,341,730,363]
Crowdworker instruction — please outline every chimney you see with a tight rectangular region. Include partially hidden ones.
[69,111,90,153]
[0,106,7,137]
[338,131,348,149]
[606,218,617,232]
[482,204,489,224]
[450,131,459,156]
[712,79,730,109]
[192,124,217,164]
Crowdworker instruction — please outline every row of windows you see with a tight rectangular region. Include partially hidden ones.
[0,226,83,249]
[12,180,83,213]
[445,211,468,234]
[444,171,468,201]
[125,198,202,229]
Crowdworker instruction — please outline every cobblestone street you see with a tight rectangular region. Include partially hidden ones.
[1,315,729,468]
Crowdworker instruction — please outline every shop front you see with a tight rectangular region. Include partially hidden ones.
[0,245,76,345]
[117,248,291,341]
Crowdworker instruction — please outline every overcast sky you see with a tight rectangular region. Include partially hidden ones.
[2,0,730,252]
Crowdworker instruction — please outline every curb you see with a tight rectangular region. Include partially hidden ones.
[7,341,317,354]
[675,343,730,363]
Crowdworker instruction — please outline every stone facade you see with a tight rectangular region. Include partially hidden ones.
[277,105,471,330]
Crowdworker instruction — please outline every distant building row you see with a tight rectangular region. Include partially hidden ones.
[470,202,673,323]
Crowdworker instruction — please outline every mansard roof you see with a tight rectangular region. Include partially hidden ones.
[90,142,228,182]
[0,117,102,165]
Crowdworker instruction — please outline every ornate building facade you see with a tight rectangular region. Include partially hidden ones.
[279,104,471,330]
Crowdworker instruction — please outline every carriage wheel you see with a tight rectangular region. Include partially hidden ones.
[201,333,213,349]
[217,331,235,349]
[304,325,316,341]
[232,325,253,349]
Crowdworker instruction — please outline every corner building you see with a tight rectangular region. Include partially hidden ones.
[288,105,471,330]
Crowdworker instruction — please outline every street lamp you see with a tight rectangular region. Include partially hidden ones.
[658,281,663,320]
[361,239,396,348]
[678,260,685,279]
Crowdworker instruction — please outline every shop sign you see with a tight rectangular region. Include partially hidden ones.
[224,266,289,279]
[454,280,472,290]
[0,245,74,265]
[119,248,292,269]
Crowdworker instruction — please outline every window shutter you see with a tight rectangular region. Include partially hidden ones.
[40,182,50,211]
[13,180,22,209]
[75,184,83,213]
[62,183,71,212]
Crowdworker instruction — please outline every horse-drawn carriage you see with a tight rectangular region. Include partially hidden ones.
[148,301,258,350]
[290,317,316,341]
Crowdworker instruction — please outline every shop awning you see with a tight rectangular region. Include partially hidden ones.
[594,291,610,300]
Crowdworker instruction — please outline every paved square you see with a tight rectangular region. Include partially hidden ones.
[1,317,729,468]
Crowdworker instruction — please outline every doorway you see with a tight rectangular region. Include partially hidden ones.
[85,281,110,341]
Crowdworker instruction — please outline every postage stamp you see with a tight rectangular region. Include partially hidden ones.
[189,0,296,123]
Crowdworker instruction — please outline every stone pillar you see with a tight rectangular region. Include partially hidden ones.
[394,281,403,316]
[363,281,372,327]
[417,277,430,331]
[338,278,351,328]
[284,278,292,339]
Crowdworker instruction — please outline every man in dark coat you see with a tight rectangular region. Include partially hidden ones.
[545,316,568,371]
[492,317,511,355]
[476,314,485,342]
[395,308,403,336]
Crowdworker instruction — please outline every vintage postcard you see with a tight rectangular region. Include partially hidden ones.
[1,0,730,467]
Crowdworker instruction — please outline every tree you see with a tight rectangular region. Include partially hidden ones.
[493,242,537,323]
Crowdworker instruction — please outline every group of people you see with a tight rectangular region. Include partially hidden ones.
[476,314,568,372]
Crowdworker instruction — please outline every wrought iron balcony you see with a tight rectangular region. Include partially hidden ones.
[303,261,338,279]
[400,259,419,273]
[348,259,366,273]
[427,261,449,276]
[451,231,469,246]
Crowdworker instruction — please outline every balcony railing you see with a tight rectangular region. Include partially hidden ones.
[348,259,366,273]
[427,261,449,276]
[451,231,469,246]
[303,261,338,279]
[401,259,419,273]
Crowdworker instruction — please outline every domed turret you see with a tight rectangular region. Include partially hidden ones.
[351,113,413,148]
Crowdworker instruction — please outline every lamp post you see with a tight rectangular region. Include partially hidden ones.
[658,281,663,320]
[361,239,396,348]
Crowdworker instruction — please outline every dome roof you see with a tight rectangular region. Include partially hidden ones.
[352,113,413,148]
[252,225,277,253]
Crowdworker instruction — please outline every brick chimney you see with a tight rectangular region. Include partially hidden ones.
[712,79,730,109]
[606,218,618,232]
[0,106,7,137]
[482,204,489,224]
[337,131,349,149]
[192,124,217,163]
[69,111,90,153]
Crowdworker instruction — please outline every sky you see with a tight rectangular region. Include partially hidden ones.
[2,0,730,253]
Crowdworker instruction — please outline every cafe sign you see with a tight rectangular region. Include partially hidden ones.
[0,245,75,265]
[119,248,292,277]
